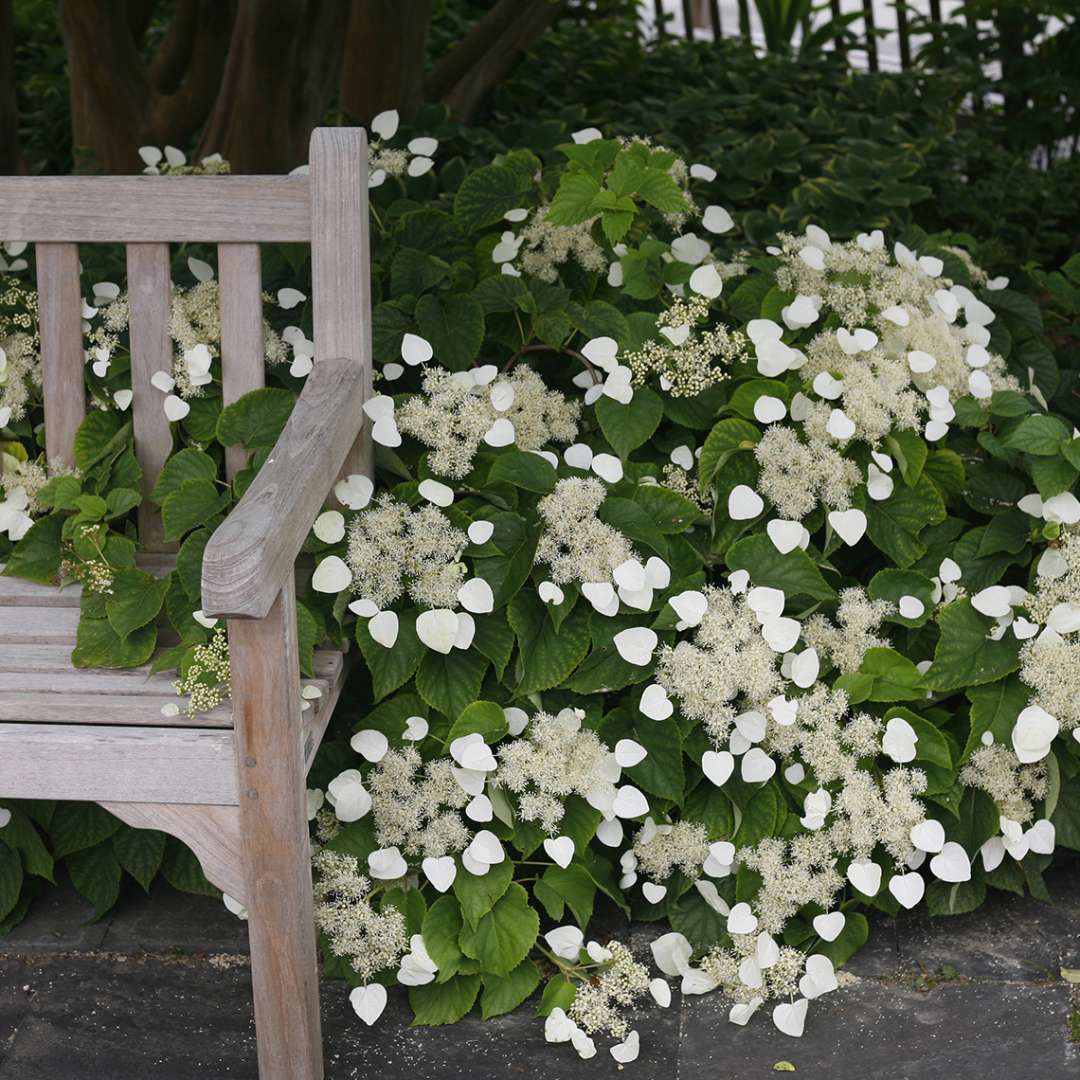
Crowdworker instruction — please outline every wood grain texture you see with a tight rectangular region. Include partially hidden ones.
[218,243,266,479]
[0,176,311,242]
[35,243,86,470]
[0,605,79,644]
[0,723,239,803]
[127,242,176,550]
[100,802,246,902]
[200,355,366,619]
[310,126,373,485]
[229,580,323,1079]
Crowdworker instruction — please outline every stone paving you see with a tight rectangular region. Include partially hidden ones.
[1,858,1078,1079]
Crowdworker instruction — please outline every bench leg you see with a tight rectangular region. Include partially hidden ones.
[230,580,324,1079]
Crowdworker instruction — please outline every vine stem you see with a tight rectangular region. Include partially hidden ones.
[502,342,601,384]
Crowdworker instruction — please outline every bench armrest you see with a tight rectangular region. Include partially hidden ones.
[200,357,367,619]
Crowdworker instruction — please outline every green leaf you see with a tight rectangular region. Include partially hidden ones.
[632,485,701,533]
[105,568,168,641]
[74,412,129,472]
[49,802,122,859]
[356,611,425,700]
[884,707,952,769]
[161,478,230,541]
[886,429,928,486]
[488,450,557,494]
[537,974,577,1016]
[150,448,218,504]
[0,807,54,881]
[860,474,946,568]
[457,883,539,977]
[0,845,24,922]
[925,598,1021,692]
[415,293,485,372]
[838,649,925,703]
[725,534,835,602]
[698,418,760,493]
[36,474,83,510]
[638,166,688,214]
[161,837,219,896]
[447,700,508,746]
[390,247,449,296]
[454,164,526,231]
[66,842,123,920]
[867,568,935,627]
[735,782,783,846]
[540,864,596,929]
[421,894,468,977]
[481,959,541,1020]
[814,911,869,967]
[112,827,166,892]
[410,974,482,1026]
[547,170,603,226]
[72,617,156,668]
[472,512,539,608]
[454,859,514,929]
[216,387,295,449]
[668,888,727,951]
[594,386,664,459]
[1001,413,1070,456]
[508,591,591,695]
[416,649,488,721]
[925,877,986,916]
[963,677,1028,761]
[3,512,64,584]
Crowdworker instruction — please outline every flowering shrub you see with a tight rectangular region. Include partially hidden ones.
[2,120,1079,1061]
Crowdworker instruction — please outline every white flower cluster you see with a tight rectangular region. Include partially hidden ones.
[513,205,608,283]
[312,849,408,983]
[345,494,467,610]
[801,587,893,675]
[631,818,710,882]
[0,274,40,427]
[395,364,579,479]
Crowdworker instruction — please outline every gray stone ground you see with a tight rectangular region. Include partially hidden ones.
[2,858,1078,1080]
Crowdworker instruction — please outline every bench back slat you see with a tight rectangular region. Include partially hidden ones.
[218,243,266,480]
[35,242,86,470]
[126,242,176,550]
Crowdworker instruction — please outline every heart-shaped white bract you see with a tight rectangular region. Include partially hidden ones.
[649,978,672,1008]
[397,714,428,743]
[538,581,565,605]
[729,997,764,1026]
[467,519,495,545]
[790,647,820,689]
[449,732,497,772]
[277,287,306,310]
[422,855,456,892]
[467,829,504,866]
[888,871,925,909]
[930,841,971,883]
[615,738,648,767]
[766,519,807,555]
[192,609,218,629]
[313,510,346,544]
[311,555,352,594]
[812,371,844,400]
[484,418,515,447]
[669,589,708,627]
[800,955,838,1000]
[327,769,371,821]
[754,395,787,424]
[728,484,764,520]
[640,683,673,721]
[727,902,758,935]
[1011,704,1058,763]
[466,793,493,822]
[367,610,399,648]
[613,785,649,819]
[582,581,617,616]
[591,453,623,484]
[826,408,856,441]
[544,1006,577,1044]
[910,819,946,854]
[457,577,494,614]
[898,594,925,619]
[370,108,399,139]
[1027,819,1055,855]
[416,609,459,654]
[690,263,724,299]
[543,836,575,869]
[783,294,819,330]
[112,388,133,411]
[772,998,808,1038]
[828,508,867,546]
[350,729,388,763]
[418,478,454,507]
[882,714,917,762]
[350,983,387,1026]
[760,614,800,653]
[847,858,882,896]
[651,931,693,979]
[971,585,1012,618]
[907,349,937,374]
[335,473,374,510]
[866,463,894,501]
[368,846,408,880]
[642,882,667,905]
[613,627,658,667]
[401,332,433,366]
[545,925,584,961]
[163,394,190,422]
[812,912,845,942]
[740,747,776,783]
[610,1030,640,1064]
[702,750,735,787]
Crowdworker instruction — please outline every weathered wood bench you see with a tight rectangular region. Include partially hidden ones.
[0,127,373,1079]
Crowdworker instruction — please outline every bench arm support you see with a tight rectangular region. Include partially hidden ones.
[200,357,367,619]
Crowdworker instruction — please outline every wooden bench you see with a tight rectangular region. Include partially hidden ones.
[0,127,373,1080]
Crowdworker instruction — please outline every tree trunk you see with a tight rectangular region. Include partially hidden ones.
[196,0,348,173]
[0,0,20,174]
[339,0,433,127]
[426,0,565,123]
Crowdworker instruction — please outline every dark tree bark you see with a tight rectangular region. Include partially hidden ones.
[425,0,565,123]
[339,0,434,127]
[0,0,22,173]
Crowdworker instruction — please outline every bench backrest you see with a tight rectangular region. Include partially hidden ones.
[0,127,371,550]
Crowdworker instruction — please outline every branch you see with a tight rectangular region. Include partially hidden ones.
[0,0,19,174]
[148,0,202,95]
[425,0,564,120]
